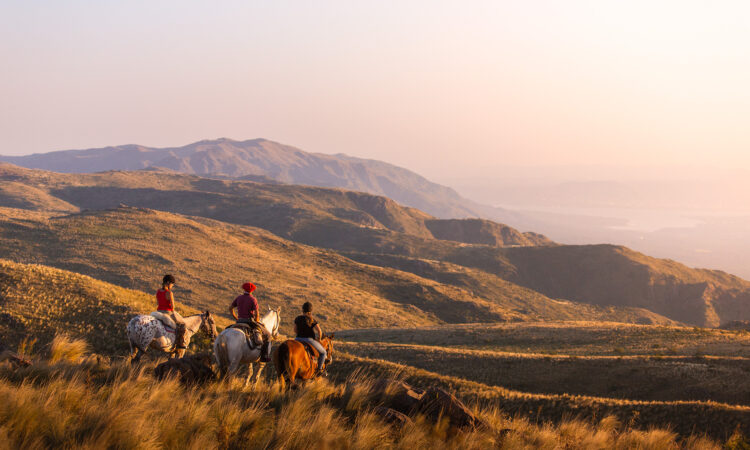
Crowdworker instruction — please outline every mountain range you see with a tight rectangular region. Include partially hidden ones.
[0,138,507,221]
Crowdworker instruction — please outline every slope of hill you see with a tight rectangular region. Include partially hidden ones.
[0,207,670,329]
[1,164,749,326]
[502,244,750,327]
[0,259,229,355]
[425,218,550,246]
[0,138,495,220]
[0,163,541,247]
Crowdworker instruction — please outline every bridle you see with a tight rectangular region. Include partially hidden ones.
[201,312,217,339]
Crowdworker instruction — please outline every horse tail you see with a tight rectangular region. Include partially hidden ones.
[275,341,290,389]
[215,334,230,377]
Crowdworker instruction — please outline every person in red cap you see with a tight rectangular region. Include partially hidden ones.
[229,282,272,362]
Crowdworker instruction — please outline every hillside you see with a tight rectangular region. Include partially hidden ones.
[0,259,229,355]
[1,164,749,326]
[0,208,667,329]
[1,259,749,443]
[0,138,499,220]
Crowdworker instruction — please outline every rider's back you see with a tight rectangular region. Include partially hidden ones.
[156,289,172,311]
[294,315,317,338]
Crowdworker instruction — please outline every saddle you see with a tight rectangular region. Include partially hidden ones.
[150,311,176,331]
[298,340,320,369]
[227,322,264,348]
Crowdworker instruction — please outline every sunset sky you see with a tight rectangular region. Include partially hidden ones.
[2,1,749,180]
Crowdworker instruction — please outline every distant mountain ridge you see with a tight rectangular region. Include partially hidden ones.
[0,138,497,220]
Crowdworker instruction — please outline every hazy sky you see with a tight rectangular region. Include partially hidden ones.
[2,1,749,180]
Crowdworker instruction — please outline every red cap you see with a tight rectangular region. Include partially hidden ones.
[242,282,256,293]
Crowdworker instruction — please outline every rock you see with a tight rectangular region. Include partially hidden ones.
[416,387,489,430]
[373,406,413,426]
[0,350,32,368]
[154,352,215,384]
[371,378,425,413]
[368,379,488,430]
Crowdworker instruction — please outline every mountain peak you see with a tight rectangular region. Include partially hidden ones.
[0,138,498,221]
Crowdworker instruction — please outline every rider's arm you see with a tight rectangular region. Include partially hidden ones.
[168,291,175,311]
[314,323,322,340]
[229,305,238,320]
[254,309,259,321]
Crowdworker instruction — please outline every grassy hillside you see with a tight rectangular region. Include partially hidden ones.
[337,322,750,356]
[2,355,729,449]
[0,260,747,444]
[338,342,750,405]
[0,208,668,330]
[0,259,230,355]
[2,163,750,326]
[330,352,750,442]
[503,245,750,326]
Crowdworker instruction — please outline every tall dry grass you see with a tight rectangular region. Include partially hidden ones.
[0,348,732,450]
[48,335,89,364]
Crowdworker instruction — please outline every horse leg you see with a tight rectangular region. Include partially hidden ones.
[252,363,265,390]
[244,363,254,388]
[288,363,299,390]
[227,359,242,381]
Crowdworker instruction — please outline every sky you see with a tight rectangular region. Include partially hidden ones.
[2,1,750,181]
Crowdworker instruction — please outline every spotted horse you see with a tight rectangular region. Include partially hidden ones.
[127,311,217,362]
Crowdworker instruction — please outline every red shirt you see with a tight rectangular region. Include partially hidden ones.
[156,289,173,311]
[232,293,258,319]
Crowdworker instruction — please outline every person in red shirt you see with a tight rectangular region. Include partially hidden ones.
[156,274,187,349]
[230,282,271,362]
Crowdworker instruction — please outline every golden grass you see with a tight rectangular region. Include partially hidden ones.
[48,335,89,364]
[0,351,731,450]
[336,341,750,405]
[0,259,228,355]
[327,352,750,441]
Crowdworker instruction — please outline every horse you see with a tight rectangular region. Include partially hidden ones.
[127,311,218,362]
[273,333,335,390]
[213,307,281,388]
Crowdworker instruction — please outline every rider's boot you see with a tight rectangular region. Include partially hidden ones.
[175,323,188,350]
[260,339,271,363]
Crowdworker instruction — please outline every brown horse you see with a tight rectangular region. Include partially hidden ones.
[273,334,335,389]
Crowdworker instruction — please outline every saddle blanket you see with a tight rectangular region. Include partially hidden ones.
[227,322,264,347]
[150,311,176,330]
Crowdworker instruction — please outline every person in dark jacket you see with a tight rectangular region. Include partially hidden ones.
[294,301,326,375]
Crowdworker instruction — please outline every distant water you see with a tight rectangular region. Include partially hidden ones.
[496,204,741,233]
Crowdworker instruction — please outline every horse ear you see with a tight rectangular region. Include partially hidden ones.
[328,333,335,340]
[277,306,282,313]
[205,310,210,317]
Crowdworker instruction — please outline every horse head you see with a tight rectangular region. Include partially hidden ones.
[321,333,335,364]
[201,310,218,340]
[265,306,282,339]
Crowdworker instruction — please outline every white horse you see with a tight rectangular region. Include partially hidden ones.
[127,311,218,362]
[214,307,281,387]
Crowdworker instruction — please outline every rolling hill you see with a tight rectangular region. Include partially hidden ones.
[1,163,749,326]
[0,259,230,355]
[0,206,670,330]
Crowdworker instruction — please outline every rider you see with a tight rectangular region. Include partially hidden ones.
[230,282,272,362]
[156,274,187,349]
[294,301,327,376]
